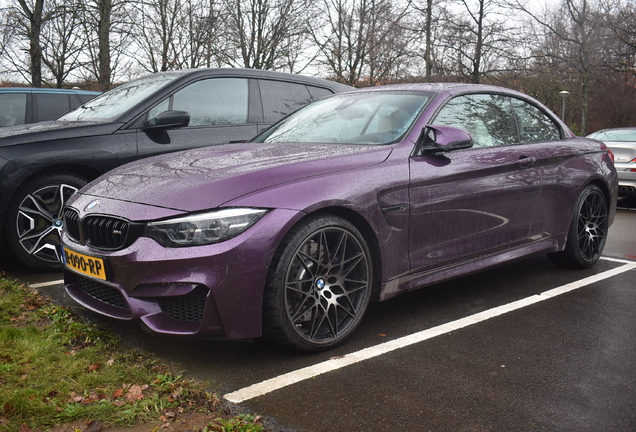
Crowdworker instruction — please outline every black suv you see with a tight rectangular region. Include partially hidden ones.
[0,69,352,269]
[0,87,100,127]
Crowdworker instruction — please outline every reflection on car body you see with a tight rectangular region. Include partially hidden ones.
[62,83,618,352]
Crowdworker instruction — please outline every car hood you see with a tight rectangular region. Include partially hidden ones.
[78,142,392,213]
[0,121,122,147]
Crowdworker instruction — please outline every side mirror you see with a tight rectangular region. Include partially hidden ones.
[143,110,190,130]
[415,125,473,155]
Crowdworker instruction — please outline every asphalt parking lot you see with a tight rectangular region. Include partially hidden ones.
[4,201,636,432]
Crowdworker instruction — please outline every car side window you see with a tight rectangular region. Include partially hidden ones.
[148,78,249,127]
[0,93,27,127]
[432,94,518,148]
[259,80,313,122]
[307,86,333,100]
[34,93,72,121]
[510,98,561,142]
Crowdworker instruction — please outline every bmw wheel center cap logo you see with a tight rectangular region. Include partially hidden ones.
[315,278,326,290]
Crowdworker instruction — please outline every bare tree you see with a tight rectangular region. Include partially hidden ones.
[602,0,636,75]
[183,0,226,68]
[2,0,59,86]
[508,0,610,135]
[81,0,135,89]
[40,0,85,87]
[132,0,227,72]
[311,0,412,86]
[133,0,185,72]
[438,0,517,84]
[219,0,313,71]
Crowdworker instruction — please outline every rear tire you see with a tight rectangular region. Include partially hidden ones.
[6,174,88,270]
[547,184,608,269]
[263,215,373,352]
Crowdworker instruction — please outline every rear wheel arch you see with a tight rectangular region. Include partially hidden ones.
[547,182,609,269]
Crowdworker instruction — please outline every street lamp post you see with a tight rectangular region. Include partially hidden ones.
[559,90,570,121]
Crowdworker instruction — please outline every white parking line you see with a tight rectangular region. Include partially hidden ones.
[224,257,636,404]
[29,279,64,288]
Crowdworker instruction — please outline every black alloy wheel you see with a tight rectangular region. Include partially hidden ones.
[548,184,608,269]
[6,174,88,270]
[263,215,373,352]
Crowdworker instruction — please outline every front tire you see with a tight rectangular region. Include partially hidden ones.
[263,215,373,352]
[548,184,608,269]
[6,174,88,270]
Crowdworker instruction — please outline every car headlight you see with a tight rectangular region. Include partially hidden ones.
[144,208,267,247]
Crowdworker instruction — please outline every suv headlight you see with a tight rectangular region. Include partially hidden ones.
[144,208,267,247]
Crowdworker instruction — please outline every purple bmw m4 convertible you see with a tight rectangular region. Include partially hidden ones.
[62,83,618,351]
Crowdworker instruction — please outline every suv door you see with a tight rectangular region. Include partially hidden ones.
[136,77,256,158]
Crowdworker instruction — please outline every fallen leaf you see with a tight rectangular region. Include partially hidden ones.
[125,385,146,401]
[106,359,115,366]
[112,388,124,398]
[378,334,387,337]
[88,363,101,372]
[113,401,126,407]
[18,424,32,432]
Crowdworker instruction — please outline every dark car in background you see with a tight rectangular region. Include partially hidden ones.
[61,83,617,351]
[0,69,352,269]
[0,87,100,127]
[587,127,636,198]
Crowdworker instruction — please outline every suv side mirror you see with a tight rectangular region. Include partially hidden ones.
[143,110,190,130]
[415,125,473,155]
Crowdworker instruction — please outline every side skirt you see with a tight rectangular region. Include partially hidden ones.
[378,236,564,302]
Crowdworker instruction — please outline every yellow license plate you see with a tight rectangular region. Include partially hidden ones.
[64,248,107,281]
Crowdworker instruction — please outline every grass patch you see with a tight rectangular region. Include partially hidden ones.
[0,274,265,432]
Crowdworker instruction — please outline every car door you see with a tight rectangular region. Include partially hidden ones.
[136,77,258,158]
[510,97,585,238]
[408,93,543,273]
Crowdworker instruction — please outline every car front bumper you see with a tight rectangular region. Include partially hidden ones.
[62,208,303,340]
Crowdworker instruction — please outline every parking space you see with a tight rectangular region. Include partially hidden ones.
[3,204,636,431]
[231,257,636,431]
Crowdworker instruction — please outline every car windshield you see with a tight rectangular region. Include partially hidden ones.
[254,92,431,145]
[588,129,636,142]
[58,74,178,122]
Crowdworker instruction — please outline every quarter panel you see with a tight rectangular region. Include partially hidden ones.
[531,138,615,238]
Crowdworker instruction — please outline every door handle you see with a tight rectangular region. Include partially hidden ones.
[516,156,536,168]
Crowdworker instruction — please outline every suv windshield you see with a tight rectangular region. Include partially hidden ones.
[59,74,178,122]
[255,92,431,145]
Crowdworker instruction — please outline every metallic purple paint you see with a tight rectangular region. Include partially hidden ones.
[62,83,618,348]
